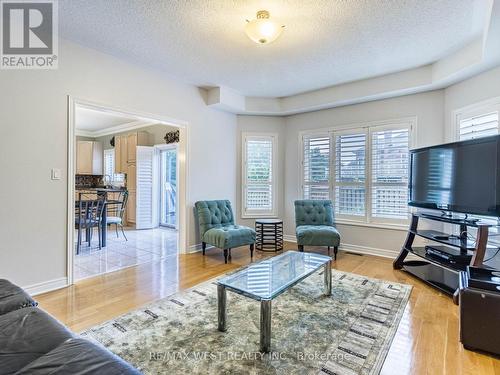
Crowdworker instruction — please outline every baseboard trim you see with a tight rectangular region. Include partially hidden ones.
[188,243,214,254]
[23,277,68,296]
[283,234,397,259]
[339,243,398,259]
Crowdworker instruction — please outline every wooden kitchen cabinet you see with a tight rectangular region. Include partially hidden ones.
[76,141,103,175]
[127,163,136,190]
[114,136,128,174]
[114,131,151,172]
[127,131,151,163]
[127,190,136,224]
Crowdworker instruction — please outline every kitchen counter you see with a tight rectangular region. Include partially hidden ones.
[75,187,127,192]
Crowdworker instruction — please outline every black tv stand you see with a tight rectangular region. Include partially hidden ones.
[393,213,493,304]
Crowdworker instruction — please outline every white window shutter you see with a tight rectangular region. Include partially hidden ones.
[136,146,155,229]
[459,112,499,140]
[371,127,409,220]
[104,149,114,177]
[302,134,330,200]
[334,132,366,217]
[243,134,277,217]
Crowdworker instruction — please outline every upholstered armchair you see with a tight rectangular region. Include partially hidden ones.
[294,200,340,260]
[195,200,256,263]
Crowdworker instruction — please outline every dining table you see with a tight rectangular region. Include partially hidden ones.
[75,188,125,248]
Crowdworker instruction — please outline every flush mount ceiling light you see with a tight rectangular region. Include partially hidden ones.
[245,10,285,45]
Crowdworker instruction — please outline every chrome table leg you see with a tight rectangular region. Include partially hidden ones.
[260,299,272,352]
[217,284,227,332]
[324,260,332,296]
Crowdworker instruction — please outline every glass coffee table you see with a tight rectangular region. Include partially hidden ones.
[217,250,332,352]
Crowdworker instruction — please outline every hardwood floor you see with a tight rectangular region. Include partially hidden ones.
[36,243,500,374]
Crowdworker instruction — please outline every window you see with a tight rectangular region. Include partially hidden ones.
[242,134,277,217]
[334,131,366,217]
[104,149,125,184]
[459,112,498,140]
[455,100,500,240]
[456,99,500,142]
[371,127,409,220]
[301,120,413,225]
[302,134,330,200]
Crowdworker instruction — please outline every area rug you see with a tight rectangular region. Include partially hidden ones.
[81,268,411,375]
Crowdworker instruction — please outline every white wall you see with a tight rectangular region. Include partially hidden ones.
[444,66,500,141]
[282,90,445,255]
[0,39,237,289]
[236,116,286,228]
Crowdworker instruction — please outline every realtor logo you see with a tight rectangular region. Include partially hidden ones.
[1,0,58,69]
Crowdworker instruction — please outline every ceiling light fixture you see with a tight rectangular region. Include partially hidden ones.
[245,10,285,45]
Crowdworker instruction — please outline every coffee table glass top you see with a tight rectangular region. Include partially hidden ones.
[217,251,331,300]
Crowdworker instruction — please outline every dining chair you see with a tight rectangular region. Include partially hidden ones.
[106,191,129,241]
[75,199,105,254]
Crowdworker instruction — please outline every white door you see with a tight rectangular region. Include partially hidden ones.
[136,146,157,229]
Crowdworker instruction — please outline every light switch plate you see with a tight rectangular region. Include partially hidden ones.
[51,168,61,180]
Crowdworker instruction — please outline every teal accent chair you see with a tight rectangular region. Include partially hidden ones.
[195,200,255,263]
[294,200,340,260]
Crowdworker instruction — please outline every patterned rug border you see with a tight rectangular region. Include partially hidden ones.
[368,276,411,374]
[81,265,412,375]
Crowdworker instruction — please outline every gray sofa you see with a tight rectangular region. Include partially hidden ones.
[0,279,140,375]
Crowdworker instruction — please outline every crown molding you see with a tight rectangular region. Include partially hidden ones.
[75,120,157,138]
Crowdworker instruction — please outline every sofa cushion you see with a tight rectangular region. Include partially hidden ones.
[296,225,340,247]
[0,279,37,316]
[294,200,335,227]
[15,338,141,375]
[203,225,256,249]
[195,200,234,236]
[0,307,73,374]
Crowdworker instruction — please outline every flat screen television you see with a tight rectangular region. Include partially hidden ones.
[409,135,500,217]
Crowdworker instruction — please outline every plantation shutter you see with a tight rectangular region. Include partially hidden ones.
[371,127,410,220]
[136,146,155,229]
[302,134,330,200]
[104,149,114,177]
[334,132,366,217]
[244,136,274,214]
[459,112,499,140]
[104,149,125,183]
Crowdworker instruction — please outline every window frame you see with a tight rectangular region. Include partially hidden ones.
[299,117,416,228]
[241,132,278,219]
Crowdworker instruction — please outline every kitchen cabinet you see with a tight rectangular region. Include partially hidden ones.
[127,163,136,190]
[76,141,103,175]
[114,135,128,174]
[111,130,151,225]
[115,132,150,173]
[127,190,136,224]
[127,131,151,163]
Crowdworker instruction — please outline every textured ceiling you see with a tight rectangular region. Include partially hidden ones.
[76,107,135,131]
[60,0,488,97]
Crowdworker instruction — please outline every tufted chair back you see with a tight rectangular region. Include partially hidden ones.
[294,200,334,227]
[195,200,235,237]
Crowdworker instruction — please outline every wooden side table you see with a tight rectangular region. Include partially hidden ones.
[255,219,283,252]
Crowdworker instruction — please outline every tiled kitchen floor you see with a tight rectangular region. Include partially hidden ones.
[74,227,178,280]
